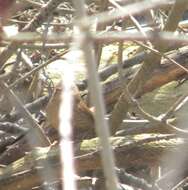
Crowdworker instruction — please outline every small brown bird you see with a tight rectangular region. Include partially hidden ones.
[45,82,95,140]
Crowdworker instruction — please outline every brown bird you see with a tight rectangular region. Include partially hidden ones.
[45,82,95,141]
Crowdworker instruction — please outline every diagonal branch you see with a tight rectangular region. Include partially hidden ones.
[0,81,50,146]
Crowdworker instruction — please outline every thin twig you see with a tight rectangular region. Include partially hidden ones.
[9,50,68,88]
[88,0,177,26]
[0,81,50,146]
[4,30,188,45]
[109,0,152,47]
[0,0,65,67]
[171,177,188,190]
[162,95,188,121]
[135,41,188,74]
[22,0,75,13]
[59,72,76,190]
[73,0,119,190]
[116,168,161,190]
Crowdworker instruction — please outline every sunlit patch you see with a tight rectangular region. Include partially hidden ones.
[3,25,18,37]
[46,50,87,84]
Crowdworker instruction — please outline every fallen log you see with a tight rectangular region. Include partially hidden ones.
[0,134,185,190]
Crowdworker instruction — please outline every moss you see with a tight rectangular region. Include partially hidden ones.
[80,134,184,152]
[130,81,188,116]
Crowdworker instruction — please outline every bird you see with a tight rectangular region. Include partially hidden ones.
[45,81,95,140]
